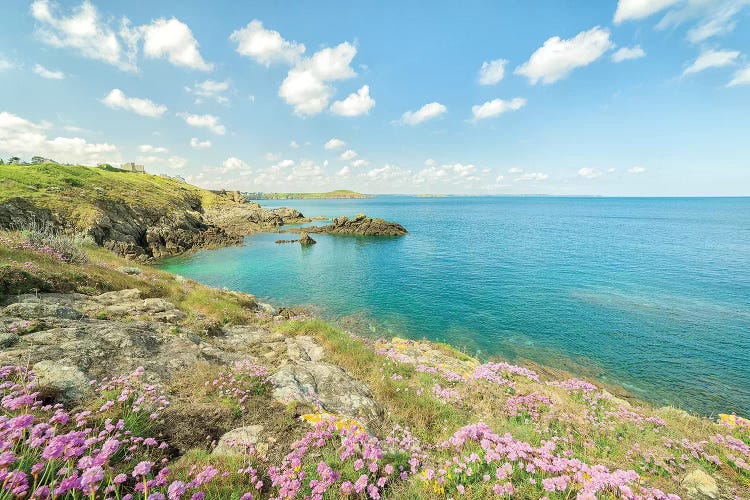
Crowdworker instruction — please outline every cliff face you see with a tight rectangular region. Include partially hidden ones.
[0,165,307,260]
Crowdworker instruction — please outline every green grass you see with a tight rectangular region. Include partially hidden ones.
[0,163,233,231]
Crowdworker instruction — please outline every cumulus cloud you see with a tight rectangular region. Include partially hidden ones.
[230,20,305,66]
[186,79,230,104]
[289,140,300,148]
[508,167,523,173]
[178,112,225,135]
[30,0,137,71]
[339,149,357,161]
[727,65,750,86]
[221,157,251,173]
[264,152,281,161]
[628,166,647,174]
[351,159,369,168]
[279,42,358,115]
[682,48,740,75]
[33,63,65,79]
[190,137,212,149]
[478,59,508,85]
[137,155,187,170]
[0,56,13,71]
[324,138,346,150]
[400,102,447,125]
[101,89,167,118]
[330,85,376,116]
[578,167,603,179]
[137,144,167,153]
[614,0,680,24]
[337,165,351,176]
[0,111,119,165]
[515,26,613,84]
[611,46,646,63]
[140,18,212,71]
[471,98,526,121]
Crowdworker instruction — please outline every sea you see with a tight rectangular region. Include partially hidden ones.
[158,196,750,417]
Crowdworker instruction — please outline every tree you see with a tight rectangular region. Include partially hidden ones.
[7,157,21,165]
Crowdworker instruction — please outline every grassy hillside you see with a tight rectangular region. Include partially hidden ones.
[247,189,368,199]
[0,163,232,228]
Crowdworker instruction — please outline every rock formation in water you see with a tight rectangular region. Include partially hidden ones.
[300,214,407,236]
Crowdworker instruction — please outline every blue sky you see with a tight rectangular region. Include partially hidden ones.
[1,0,749,195]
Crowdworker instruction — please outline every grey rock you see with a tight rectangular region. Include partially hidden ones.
[285,336,325,363]
[302,213,407,236]
[33,360,92,403]
[213,425,266,456]
[0,332,20,348]
[270,361,382,424]
[299,232,316,245]
[682,469,719,499]
[2,302,81,320]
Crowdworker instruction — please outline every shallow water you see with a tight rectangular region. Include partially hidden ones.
[159,197,750,416]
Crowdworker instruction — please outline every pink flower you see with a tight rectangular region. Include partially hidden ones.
[133,461,153,477]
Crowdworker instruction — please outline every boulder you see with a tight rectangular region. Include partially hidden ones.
[33,360,92,403]
[213,425,266,457]
[269,361,382,425]
[299,232,316,245]
[682,469,719,499]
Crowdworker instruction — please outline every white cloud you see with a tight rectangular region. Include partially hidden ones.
[400,102,447,125]
[330,85,376,116]
[289,140,300,149]
[478,59,508,85]
[614,0,680,24]
[33,63,65,79]
[337,165,351,176]
[221,157,251,173]
[102,89,167,118]
[727,65,750,86]
[683,48,740,75]
[0,111,119,165]
[279,42,358,115]
[611,46,646,63]
[324,138,346,150]
[137,155,187,170]
[515,172,549,181]
[424,159,437,167]
[230,20,305,66]
[515,26,614,84]
[340,149,357,161]
[138,144,167,153]
[30,0,137,71]
[190,137,212,149]
[508,167,523,174]
[264,152,281,161]
[471,98,526,121]
[140,18,212,71]
[187,79,230,104]
[657,0,750,44]
[0,56,13,71]
[178,112,225,135]
[351,159,369,167]
[276,159,295,168]
[578,167,603,179]
[628,166,647,174]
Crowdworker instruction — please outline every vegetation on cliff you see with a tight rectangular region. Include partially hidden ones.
[1,228,749,499]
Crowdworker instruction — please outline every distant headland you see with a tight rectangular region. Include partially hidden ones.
[246,189,368,200]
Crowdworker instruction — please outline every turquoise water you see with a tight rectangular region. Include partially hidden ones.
[159,197,750,416]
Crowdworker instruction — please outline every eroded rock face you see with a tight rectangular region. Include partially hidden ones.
[303,214,407,236]
[203,203,308,237]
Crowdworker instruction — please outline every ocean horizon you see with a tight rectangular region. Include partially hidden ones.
[159,195,750,417]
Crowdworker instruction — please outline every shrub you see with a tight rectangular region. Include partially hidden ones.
[16,221,88,264]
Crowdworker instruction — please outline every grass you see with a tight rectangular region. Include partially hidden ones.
[0,163,234,233]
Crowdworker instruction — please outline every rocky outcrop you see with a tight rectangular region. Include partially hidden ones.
[0,290,381,427]
[299,232,316,245]
[682,469,719,499]
[299,214,407,236]
[203,202,308,238]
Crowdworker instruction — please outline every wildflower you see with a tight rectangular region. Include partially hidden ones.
[133,461,154,477]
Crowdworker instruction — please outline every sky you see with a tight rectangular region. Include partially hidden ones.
[0,1,749,196]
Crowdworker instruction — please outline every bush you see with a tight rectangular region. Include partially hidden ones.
[17,221,89,264]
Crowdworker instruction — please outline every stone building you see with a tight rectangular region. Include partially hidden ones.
[120,162,145,173]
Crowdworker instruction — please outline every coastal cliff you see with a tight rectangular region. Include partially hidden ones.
[0,164,308,260]
[0,228,748,499]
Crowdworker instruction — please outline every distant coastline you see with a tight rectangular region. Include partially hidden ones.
[246,189,369,200]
